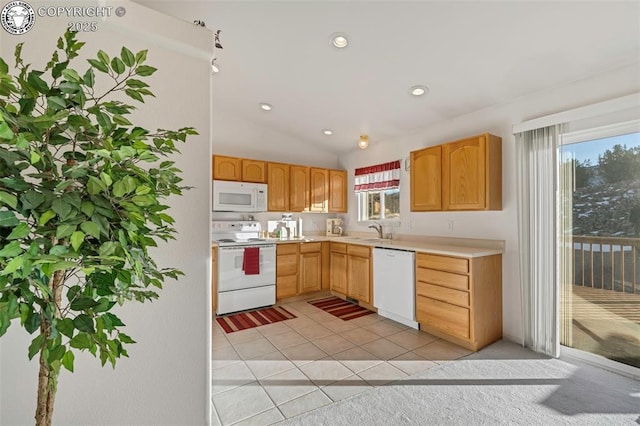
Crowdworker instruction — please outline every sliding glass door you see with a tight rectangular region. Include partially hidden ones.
[559,126,640,369]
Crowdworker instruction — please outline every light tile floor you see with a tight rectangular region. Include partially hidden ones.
[211,294,473,425]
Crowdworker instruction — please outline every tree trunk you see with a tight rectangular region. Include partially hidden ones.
[35,270,65,426]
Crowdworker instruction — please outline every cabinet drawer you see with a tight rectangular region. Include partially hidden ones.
[330,242,347,254]
[416,267,469,291]
[277,243,299,255]
[416,281,469,307]
[416,295,470,340]
[300,242,322,253]
[276,275,297,299]
[347,244,370,257]
[276,254,298,276]
[417,253,468,274]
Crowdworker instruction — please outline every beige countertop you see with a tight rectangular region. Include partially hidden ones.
[213,235,503,258]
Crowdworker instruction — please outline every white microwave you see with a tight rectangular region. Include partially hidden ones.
[212,180,268,212]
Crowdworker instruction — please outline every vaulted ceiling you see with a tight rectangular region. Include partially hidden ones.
[136,1,640,153]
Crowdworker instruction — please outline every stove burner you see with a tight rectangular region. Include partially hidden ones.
[217,238,236,243]
[248,238,266,241]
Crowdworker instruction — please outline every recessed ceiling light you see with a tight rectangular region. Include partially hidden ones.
[259,103,272,111]
[409,85,429,97]
[323,129,333,135]
[329,32,349,49]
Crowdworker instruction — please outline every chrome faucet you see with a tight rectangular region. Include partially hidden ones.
[368,223,383,239]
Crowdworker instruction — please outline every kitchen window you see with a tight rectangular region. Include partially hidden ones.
[355,160,401,222]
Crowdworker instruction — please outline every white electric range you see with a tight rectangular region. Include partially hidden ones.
[212,221,276,315]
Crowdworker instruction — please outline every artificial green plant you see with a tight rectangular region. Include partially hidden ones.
[0,30,196,426]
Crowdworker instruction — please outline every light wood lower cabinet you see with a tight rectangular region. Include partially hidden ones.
[276,243,298,299]
[211,247,217,313]
[330,243,372,305]
[415,252,502,351]
[299,242,322,294]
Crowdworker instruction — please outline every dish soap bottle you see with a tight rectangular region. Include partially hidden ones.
[296,217,303,238]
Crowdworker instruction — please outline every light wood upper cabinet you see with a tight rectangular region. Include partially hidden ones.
[328,170,347,213]
[410,145,442,211]
[241,159,266,183]
[309,168,329,212]
[212,155,241,181]
[267,162,290,211]
[290,165,310,212]
[347,244,372,305]
[410,133,501,211]
[442,134,502,211]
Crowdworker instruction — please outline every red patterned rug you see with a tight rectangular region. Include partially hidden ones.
[216,306,296,333]
[308,296,375,321]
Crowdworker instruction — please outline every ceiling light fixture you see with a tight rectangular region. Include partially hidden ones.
[329,32,349,49]
[358,135,368,150]
[323,129,333,135]
[409,85,429,96]
[259,103,272,111]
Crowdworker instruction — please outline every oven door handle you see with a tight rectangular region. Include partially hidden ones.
[219,245,275,252]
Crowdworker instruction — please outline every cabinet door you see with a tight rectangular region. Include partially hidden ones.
[347,253,371,304]
[242,160,266,183]
[290,165,310,212]
[267,162,290,211]
[442,136,486,210]
[410,146,441,211]
[309,168,328,212]
[212,155,241,181]
[330,251,347,294]
[328,170,347,213]
[211,247,217,313]
[299,252,322,294]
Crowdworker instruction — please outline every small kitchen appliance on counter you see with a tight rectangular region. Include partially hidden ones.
[326,218,343,236]
[212,220,276,315]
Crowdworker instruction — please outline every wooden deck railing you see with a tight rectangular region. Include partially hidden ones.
[572,236,639,295]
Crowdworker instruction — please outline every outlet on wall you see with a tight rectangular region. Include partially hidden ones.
[448,220,454,232]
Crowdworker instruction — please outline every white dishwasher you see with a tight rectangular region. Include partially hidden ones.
[373,247,419,329]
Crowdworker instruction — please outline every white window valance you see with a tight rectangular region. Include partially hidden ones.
[354,160,400,193]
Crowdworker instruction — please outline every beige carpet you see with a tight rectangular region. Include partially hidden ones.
[279,340,640,425]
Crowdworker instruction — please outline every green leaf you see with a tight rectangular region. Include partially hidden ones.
[0,57,8,74]
[20,191,45,210]
[98,242,119,257]
[135,49,148,64]
[28,334,45,360]
[111,57,125,75]
[52,198,72,218]
[0,191,17,208]
[0,121,15,140]
[135,65,157,76]
[97,50,110,65]
[82,68,95,88]
[80,201,94,217]
[120,47,135,67]
[70,297,97,311]
[57,318,75,338]
[0,211,20,227]
[62,350,74,372]
[7,223,29,240]
[125,89,143,103]
[48,344,66,364]
[55,223,76,239]
[80,221,100,239]
[125,79,149,88]
[24,312,40,333]
[87,176,107,195]
[30,150,41,164]
[87,58,108,73]
[27,72,49,93]
[47,96,66,111]
[70,333,91,349]
[118,333,135,344]
[100,172,112,187]
[112,114,132,126]
[39,210,56,226]
[73,314,95,333]
[96,111,112,129]
[1,256,23,275]
[0,241,21,258]
[51,260,77,273]
[61,68,81,82]
[70,230,84,251]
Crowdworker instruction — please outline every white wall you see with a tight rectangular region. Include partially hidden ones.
[0,2,212,424]
[213,109,339,168]
[338,62,640,343]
